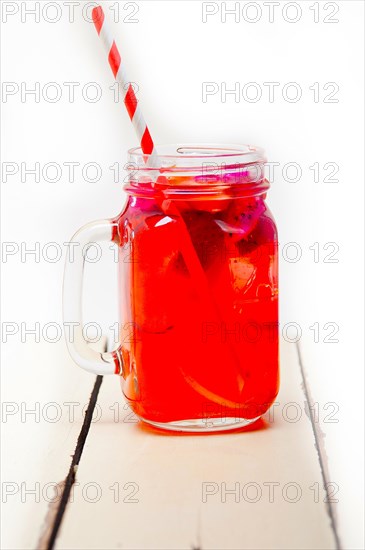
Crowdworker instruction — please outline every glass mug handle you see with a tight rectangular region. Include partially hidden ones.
[63,219,122,376]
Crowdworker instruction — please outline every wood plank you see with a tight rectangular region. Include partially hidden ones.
[56,340,336,550]
[1,340,105,550]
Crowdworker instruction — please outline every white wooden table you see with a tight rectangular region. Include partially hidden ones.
[2,339,338,550]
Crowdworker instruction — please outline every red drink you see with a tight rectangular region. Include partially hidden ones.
[117,146,279,431]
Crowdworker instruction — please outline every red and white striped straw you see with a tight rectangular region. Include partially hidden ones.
[90,5,242,391]
[92,5,159,168]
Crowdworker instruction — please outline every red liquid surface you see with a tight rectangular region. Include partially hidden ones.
[117,187,279,425]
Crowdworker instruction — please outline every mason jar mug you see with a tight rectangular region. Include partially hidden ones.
[63,144,279,432]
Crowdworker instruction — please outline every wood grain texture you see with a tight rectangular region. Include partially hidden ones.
[55,340,336,550]
[1,340,105,550]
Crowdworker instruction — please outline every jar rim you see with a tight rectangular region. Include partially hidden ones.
[125,143,269,199]
[128,143,266,170]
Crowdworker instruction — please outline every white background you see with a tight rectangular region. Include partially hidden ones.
[1,1,364,548]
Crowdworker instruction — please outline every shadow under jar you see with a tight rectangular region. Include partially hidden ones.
[117,144,279,431]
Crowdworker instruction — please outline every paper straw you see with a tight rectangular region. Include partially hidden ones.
[92,4,226,299]
[92,5,215,290]
[92,5,159,167]
[91,5,243,401]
